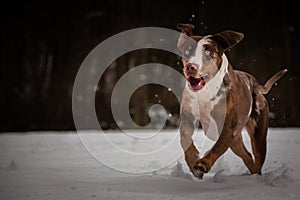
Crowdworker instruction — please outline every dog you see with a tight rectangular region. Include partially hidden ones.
[177,23,287,179]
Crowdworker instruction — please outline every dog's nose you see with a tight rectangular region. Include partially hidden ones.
[185,63,198,72]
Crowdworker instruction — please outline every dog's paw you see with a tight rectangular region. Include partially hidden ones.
[192,169,204,179]
[193,160,210,173]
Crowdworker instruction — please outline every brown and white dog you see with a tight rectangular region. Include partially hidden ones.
[177,23,287,179]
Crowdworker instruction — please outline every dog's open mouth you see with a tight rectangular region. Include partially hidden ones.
[188,75,208,91]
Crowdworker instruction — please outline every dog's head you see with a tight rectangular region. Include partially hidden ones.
[177,23,244,91]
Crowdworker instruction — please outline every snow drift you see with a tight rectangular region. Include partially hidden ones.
[0,128,299,200]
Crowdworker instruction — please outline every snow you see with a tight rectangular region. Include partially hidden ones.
[0,128,299,200]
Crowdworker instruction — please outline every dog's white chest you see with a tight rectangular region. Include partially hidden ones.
[185,55,229,141]
[186,84,224,141]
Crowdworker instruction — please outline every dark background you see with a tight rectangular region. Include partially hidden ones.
[1,0,299,132]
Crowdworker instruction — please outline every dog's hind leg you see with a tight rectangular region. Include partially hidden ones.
[246,96,269,175]
[230,131,256,174]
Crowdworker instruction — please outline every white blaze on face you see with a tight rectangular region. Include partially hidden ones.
[188,38,213,72]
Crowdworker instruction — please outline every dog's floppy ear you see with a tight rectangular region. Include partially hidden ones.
[177,23,203,54]
[177,23,195,36]
[211,30,244,51]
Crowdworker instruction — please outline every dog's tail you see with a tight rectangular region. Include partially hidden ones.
[259,69,288,94]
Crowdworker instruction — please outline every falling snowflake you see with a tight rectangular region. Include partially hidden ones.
[139,74,146,80]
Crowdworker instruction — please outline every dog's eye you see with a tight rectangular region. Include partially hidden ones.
[205,50,211,55]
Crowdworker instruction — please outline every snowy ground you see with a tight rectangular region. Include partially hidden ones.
[0,128,299,200]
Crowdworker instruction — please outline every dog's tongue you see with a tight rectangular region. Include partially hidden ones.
[188,76,206,91]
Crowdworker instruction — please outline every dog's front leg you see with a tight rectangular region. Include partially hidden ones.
[193,118,235,174]
[180,111,203,179]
